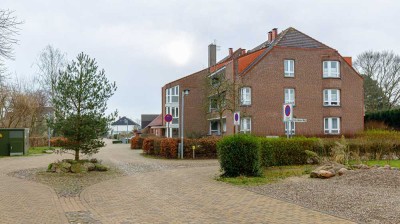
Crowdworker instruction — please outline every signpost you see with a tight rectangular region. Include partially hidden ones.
[164,114,172,138]
[233,112,240,134]
[282,104,307,139]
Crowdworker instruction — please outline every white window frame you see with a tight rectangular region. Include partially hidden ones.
[324,117,340,134]
[166,85,179,103]
[240,117,251,134]
[284,59,295,77]
[209,118,226,135]
[323,61,340,78]
[166,106,179,124]
[284,88,295,104]
[285,121,295,135]
[323,89,340,106]
[240,87,251,105]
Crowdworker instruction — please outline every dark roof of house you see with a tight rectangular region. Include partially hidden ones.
[275,27,330,49]
[111,116,139,126]
[144,114,162,128]
[141,114,159,128]
[240,27,332,75]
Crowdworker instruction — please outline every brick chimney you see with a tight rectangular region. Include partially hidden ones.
[229,48,233,56]
[268,31,272,43]
[271,28,278,41]
[241,49,246,55]
[208,43,217,67]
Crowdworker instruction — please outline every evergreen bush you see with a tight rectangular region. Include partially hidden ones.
[217,134,261,177]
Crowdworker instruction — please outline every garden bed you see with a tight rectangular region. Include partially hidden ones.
[247,168,400,223]
[9,166,124,197]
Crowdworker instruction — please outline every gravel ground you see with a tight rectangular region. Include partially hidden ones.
[247,168,400,224]
[8,167,125,197]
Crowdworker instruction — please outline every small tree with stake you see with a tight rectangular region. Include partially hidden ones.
[51,52,117,161]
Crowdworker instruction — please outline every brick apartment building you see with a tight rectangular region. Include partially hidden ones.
[161,27,364,138]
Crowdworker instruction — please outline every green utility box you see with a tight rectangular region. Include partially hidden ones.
[0,128,29,156]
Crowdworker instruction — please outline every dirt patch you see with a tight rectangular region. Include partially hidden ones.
[247,169,400,224]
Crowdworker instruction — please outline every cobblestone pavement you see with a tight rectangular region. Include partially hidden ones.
[0,140,355,223]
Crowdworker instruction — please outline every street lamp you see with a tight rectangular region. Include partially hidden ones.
[180,88,190,159]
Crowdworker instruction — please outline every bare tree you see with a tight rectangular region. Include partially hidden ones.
[0,76,47,135]
[0,9,21,72]
[354,50,400,110]
[35,45,67,104]
[205,69,237,136]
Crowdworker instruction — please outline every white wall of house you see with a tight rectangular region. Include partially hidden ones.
[111,124,140,134]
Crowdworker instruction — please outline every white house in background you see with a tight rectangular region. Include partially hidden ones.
[110,116,140,135]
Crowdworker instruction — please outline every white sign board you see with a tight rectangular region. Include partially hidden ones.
[233,112,240,126]
[293,118,307,122]
[283,104,293,122]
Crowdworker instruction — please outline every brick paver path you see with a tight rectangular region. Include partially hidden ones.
[0,140,355,223]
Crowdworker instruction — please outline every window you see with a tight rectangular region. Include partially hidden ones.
[209,98,218,111]
[240,117,251,133]
[209,119,226,135]
[166,107,179,124]
[284,60,295,77]
[323,89,340,106]
[285,121,295,135]
[324,117,340,134]
[166,86,179,103]
[240,87,251,105]
[284,88,295,104]
[210,121,219,135]
[323,61,340,78]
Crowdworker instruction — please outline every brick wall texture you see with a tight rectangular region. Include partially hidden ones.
[161,28,364,137]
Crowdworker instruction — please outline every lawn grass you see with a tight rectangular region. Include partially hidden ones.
[350,159,400,168]
[218,165,316,186]
[28,147,57,155]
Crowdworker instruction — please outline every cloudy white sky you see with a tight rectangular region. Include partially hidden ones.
[2,0,400,122]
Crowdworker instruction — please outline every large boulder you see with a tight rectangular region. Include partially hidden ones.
[314,162,346,173]
[310,170,335,178]
[95,164,109,172]
[318,170,335,178]
[70,163,88,173]
[55,162,71,173]
[83,162,96,171]
[338,168,348,176]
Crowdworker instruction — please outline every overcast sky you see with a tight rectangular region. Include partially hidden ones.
[2,0,400,122]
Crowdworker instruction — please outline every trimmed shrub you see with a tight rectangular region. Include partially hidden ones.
[365,109,400,130]
[217,134,261,177]
[50,137,69,147]
[29,137,48,147]
[160,138,179,158]
[142,138,155,154]
[183,136,219,159]
[260,137,323,167]
[130,137,144,149]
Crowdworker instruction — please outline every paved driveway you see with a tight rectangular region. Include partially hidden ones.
[0,140,354,223]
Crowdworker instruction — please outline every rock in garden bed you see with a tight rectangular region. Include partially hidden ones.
[47,158,109,173]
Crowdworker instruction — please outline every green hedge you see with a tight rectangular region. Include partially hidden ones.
[365,109,400,129]
[260,137,323,167]
[217,135,261,177]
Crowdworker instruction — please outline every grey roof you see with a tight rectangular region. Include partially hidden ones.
[111,116,139,126]
[275,27,330,49]
[240,27,332,75]
[141,114,159,128]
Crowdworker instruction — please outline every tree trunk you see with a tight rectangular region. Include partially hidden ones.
[75,149,79,161]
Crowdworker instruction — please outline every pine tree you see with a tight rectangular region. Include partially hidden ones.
[51,53,117,161]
